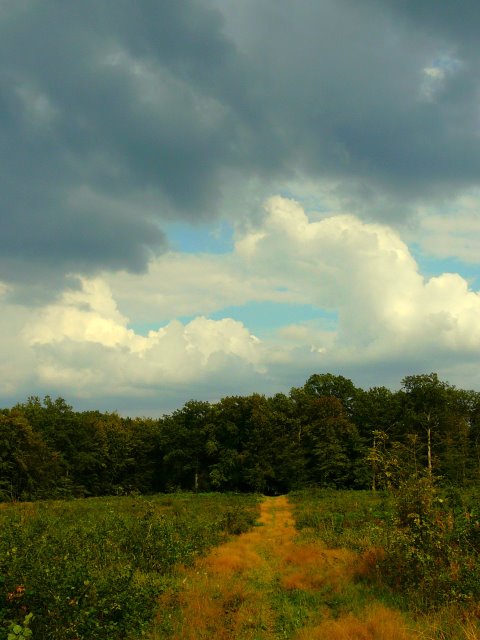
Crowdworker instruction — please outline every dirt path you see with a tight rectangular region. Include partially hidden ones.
[151,496,416,640]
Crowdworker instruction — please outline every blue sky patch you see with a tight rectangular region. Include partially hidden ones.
[130,302,338,338]
[209,302,338,338]
[164,221,234,254]
[411,244,480,290]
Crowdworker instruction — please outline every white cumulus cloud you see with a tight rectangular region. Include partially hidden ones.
[23,277,264,396]
[2,195,480,409]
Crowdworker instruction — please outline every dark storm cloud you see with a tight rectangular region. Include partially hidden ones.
[217,0,480,195]
[378,0,480,45]
[2,0,480,284]
[0,0,247,283]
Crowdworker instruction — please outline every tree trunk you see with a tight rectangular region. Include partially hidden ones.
[427,425,432,474]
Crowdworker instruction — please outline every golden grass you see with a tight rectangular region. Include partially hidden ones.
[294,605,417,640]
[164,580,267,637]
[279,540,360,592]
[205,541,262,576]
[459,621,480,640]
[150,495,421,639]
[153,496,293,639]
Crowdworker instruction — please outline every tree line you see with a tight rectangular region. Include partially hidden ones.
[1,372,480,500]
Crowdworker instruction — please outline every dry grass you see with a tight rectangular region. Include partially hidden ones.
[150,496,421,640]
[294,604,417,640]
[158,580,270,640]
[280,541,361,592]
[205,540,262,576]
[416,608,480,640]
[459,621,480,640]
[153,496,294,639]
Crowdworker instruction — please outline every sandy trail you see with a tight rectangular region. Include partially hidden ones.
[152,495,416,640]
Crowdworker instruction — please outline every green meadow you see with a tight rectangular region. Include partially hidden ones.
[2,485,480,639]
[0,493,259,639]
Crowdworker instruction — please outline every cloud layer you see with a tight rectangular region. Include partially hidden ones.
[0,197,476,412]
[2,0,480,288]
[2,2,480,411]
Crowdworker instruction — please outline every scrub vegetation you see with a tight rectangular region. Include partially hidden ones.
[1,488,479,638]
[149,488,480,640]
[0,493,259,639]
[291,486,480,638]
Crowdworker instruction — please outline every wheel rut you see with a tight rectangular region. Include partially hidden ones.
[151,495,416,640]
[153,496,295,639]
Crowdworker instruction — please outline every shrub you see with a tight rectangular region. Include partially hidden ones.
[0,493,259,639]
[381,475,480,609]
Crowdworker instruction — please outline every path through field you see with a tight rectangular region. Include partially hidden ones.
[152,496,416,639]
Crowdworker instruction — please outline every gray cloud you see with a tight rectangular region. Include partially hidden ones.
[379,1,480,46]
[218,0,480,193]
[2,0,480,285]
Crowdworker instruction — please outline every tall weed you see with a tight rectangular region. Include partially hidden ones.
[381,476,480,609]
[0,493,258,639]
[291,489,391,551]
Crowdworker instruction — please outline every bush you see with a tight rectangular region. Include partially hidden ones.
[0,493,259,639]
[381,475,480,609]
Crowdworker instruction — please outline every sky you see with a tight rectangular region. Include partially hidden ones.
[2,0,480,416]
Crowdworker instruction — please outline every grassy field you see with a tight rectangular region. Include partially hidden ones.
[148,494,415,639]
[290,488,480,639]
[290,488,392,551]
[2,489,479,639]
[0,493,259,639]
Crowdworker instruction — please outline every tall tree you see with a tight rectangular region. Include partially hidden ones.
[303,373,358,416]
[160,400,214,491]
[401,373,451,475]
[0,410,62,500]
[352,387,402,488]
[294,393,362,488]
